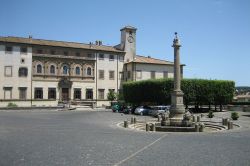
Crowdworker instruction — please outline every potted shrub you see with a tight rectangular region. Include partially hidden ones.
[231,112,239,120]
[207,110,214,118]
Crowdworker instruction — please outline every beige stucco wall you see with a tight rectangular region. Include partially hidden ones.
[135,63,174,81]
[0,45,32,103]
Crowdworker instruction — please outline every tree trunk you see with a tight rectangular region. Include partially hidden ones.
[220,104,223,112]
[215,104,217,111]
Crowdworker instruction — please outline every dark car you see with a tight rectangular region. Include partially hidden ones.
[123,106,137,114]
[134,106,152,115]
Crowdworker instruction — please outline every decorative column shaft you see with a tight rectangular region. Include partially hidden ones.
[173,37,181,91]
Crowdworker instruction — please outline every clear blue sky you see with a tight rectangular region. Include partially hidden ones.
[1,0,249,86]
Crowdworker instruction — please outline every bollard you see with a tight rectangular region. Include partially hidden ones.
[124,121,128,128]
[146,123,150,132]
[192,115,196,122]
[197,116,200,122]
[199,123,205,132]
[133,117,137,124]
[157,115,161,122]
[131,117,134,124]
[222,118,229,126]
[150,123,156,131]
[228,121,233,130]
[195,124,199,132]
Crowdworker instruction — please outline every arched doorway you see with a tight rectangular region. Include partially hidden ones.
[58,78,72,101]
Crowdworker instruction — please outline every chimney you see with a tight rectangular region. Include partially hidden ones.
[89,42,92,48]
[148,56,151,58]
[29,35,32,39]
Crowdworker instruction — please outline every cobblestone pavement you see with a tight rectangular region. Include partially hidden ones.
[0,110,250,166]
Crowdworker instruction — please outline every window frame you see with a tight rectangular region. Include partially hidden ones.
[99,53,104,60]
[151,71,156,79]
[19,67,28,77]
[98,89,105,100]
[74,88,81,100]
[5,46,13,54]
[99,70,104,79]
[37,64,42,74]
[48,88,56,99]
[4,66,12,77]
[34,88,43,99]
[86,89,93,100]
[50,65,55,74]
[136,70,142,79]
[109,70,115,80]
[19,87,27,100]
[75,66,81,75]
[109,54,115,61]
[87,67,92,76]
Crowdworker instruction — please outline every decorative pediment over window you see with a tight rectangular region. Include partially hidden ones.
[58,78,72,88]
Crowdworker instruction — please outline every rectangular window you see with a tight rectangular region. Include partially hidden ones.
[109,71,115,80]
[74,88,81,100]
[99,53,104,60]
[87,53,93,58]
[119,55,124,62]
[5,46,13,54]
[75,52,80,56]
[63,51,68,56]
[51,50,56,55]
[151,71,156,79]
[34,88,43,99]
[98,89,105,100]
[109,54,114,61]
[127,71,131,79]
[86,89,93,100]
[119,72,124,80]
[18,67,28,77]
[136,70,142,79]
[20,47,27,54]
[99,70,104,79]
[4,87,12,99]
[19,87,27,100]
[48,88,56,99]
[163,71,168,78]
[4,66,12,77]
[37,49,43,54]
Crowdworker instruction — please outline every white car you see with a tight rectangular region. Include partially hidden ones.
[150,105,170,117]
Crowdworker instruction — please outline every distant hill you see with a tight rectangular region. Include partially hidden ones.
[236,86,250,92]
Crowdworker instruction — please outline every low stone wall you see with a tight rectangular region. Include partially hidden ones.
[227,105,250,112]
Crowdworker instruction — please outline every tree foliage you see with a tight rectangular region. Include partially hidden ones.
[123,78,235,111]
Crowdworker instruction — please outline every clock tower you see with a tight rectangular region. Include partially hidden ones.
[120,26,137,62]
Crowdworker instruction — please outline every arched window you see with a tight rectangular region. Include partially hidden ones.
[63,65,69,75]
[50,65,55,74]
[75,67,80,75]
[87,67,92,76]
[37,64,42,73]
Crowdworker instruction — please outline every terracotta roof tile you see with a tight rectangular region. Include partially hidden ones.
[0,36,124,53]
[125,55,174,65]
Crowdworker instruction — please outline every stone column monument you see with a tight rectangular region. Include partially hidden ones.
[169,32,186,126]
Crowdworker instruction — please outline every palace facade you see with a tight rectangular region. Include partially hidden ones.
[0,26,183,107]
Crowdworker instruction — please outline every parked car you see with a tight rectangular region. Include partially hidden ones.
[134,106,152,115]
[150,105,170,117]
[123,106,137,114]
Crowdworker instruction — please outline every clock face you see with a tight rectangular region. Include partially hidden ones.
[127,36,134,43]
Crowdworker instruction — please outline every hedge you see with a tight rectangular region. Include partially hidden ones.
[123,79,235,111]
